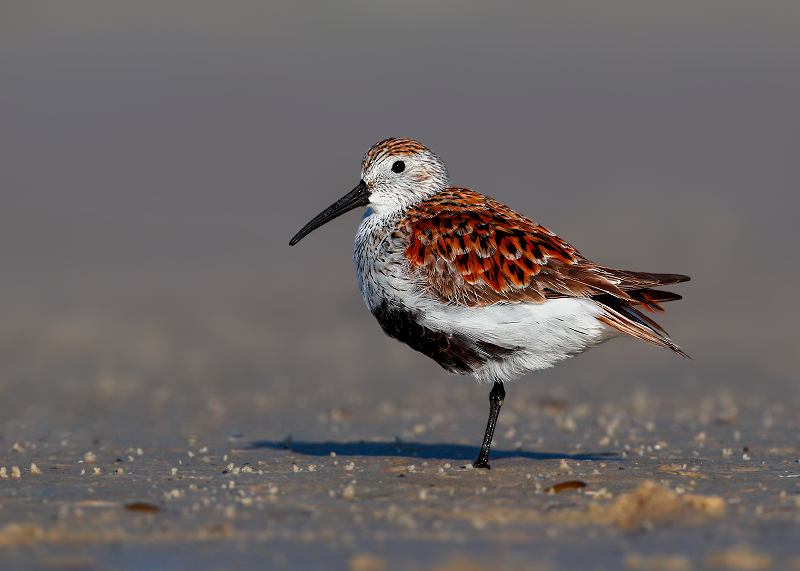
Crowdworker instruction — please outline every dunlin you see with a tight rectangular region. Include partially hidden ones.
[290,138,689,468]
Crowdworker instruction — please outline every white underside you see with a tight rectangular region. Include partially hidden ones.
[416,296,623,383]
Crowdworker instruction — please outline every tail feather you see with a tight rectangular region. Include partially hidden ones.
[626,288,683,313]
[594,294,689,358]
[596,267,690,289]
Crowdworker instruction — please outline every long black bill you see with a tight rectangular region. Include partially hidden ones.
[289,180,371,246]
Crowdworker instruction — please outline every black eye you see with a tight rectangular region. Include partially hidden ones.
[391,160,405,173]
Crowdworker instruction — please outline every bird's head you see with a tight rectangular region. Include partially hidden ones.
[290,138,449,245]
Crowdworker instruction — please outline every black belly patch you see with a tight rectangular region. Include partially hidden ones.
[372,301,518,375]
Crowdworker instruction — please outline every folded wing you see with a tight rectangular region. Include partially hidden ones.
[398,188,689,355]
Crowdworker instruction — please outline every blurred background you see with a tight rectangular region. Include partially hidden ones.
[1,2,799,444]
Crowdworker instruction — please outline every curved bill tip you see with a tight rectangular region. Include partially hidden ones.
[289,180,370,246]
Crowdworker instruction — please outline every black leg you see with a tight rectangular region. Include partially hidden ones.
[473,381,505,469]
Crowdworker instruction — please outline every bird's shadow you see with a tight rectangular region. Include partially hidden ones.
[244,439,617,462]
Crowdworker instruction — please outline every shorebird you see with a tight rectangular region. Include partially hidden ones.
[290,138,689,468]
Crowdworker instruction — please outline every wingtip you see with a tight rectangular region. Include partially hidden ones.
[673,346,692,360]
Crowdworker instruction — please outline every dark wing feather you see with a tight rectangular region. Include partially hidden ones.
[399,189,688,308]
[398,188,690,355]
[399,188,624,306]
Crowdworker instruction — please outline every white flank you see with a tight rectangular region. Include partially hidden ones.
[419,297,622,383]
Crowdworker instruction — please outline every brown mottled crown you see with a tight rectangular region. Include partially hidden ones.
[362,138,430,172]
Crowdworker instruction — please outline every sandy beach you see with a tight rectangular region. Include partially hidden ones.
[2,3,799,569]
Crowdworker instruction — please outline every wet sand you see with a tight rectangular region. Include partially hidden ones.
[2,3,800,569]
[1,301,799,570]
